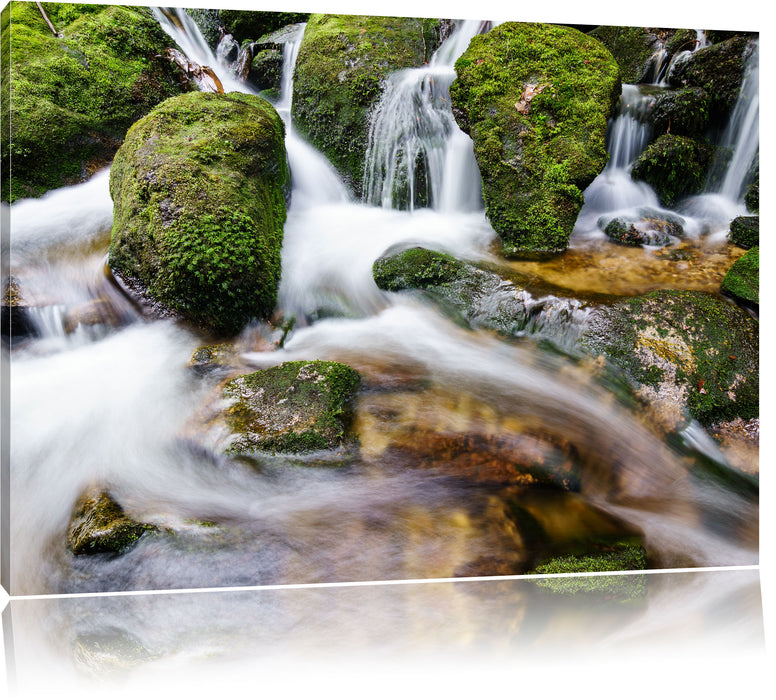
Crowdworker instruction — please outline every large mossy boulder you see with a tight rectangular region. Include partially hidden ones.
[721,247,758,307]
[2,2,188,202]
[221,360,362,455]
[577,290,758,425]
[291,13,442,196]
[108,91,290,337]
[68,489,157,556]
[630,134,715,207]
[450,22,621,259]
[668,35,754,127]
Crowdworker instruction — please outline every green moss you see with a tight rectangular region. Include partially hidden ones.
[630,134,714,207]
[223,361,362,455]
[728,216,759,249]
[450,22,620,258]
[649,87,711,138]
[108,91,289,336]
[588,25,659,83]
[721,247,758,306]
[291,13,441,196]
[668,35,752,126]
[3,2,187,202]
[531,539,647,575]
[373,247,467,291]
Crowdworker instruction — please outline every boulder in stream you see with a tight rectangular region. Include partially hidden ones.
[450,22,621,258]
[630,134,715,207]
[721,247,758,307]
[108,91,290,337]
[68,489,157,556]
[577,289,758,425]
[2,3,188,202]
[600,208,685,248]
[219,360,362,455]
[728,216,759,249]
[291,14,443,196]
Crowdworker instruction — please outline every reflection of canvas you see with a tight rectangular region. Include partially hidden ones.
[1,2,759,599]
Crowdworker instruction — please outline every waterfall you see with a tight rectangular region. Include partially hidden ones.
[714,40,759,202]
[362,20,485,213]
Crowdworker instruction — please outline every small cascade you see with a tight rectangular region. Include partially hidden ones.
[606,84,654,170]
[712,40,759,202]
[362,20,485,213]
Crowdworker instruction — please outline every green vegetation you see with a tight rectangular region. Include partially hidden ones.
[721,247,759,306]
[220,9,310,43]
[649,87,711,138]
[631,134,715,207]
[450,22,620,258]
[588,25,661,83]
[2,2,186,202]
[222,361,362,454]
[108,91,289,336]
[728,216,759,249]
[291,13,441,196]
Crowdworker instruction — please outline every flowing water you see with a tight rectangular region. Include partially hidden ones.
[3,12,758,596]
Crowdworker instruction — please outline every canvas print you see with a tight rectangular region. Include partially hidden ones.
[0,2,759,597]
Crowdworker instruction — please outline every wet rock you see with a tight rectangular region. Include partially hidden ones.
[630,134,715,207]
[292,14,443,196]
[249,47,283,91]
[600,209,684,247]
[1,277,38,342]
[108,91,290,337]
[707,417,759,476]
[450,22,620,258]
[577,289,758,425]
[68,489,157,556]
[668,35,754,127]
[62,298,124,335]
[220,10,311,44]
[728,216,759,249]
[649,87,711,138]
[721,247,758,307]
[588,26,669,83]
[219,360,362,455]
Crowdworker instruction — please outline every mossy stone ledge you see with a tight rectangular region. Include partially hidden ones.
[108,91,290,337]
[450,22,621,259]
[221,360,362,455]
[2,2,189,202]
[577,289,758,425]
[291,13,442,197]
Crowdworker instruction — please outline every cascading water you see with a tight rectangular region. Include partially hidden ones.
[4,11,758,600]
[362,20,486,212]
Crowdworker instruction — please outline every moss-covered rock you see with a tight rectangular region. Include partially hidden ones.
[108,91,289,337]
[648,87,711,138]
[450,22,620,258]
[249,47,283,91]
[630,134,715,207]
[185,7,222,50]
[221,360,362,455]
[374,246,535,334]
[68,488,157,556]
[588,25,663,83]
[2,2,188,202]
[600,208,684,247]
[577,289,758,424]
[721,247,758,306]
[291,13,442,196]
[668,35,753,127]
[220,9,310,44]
[728,216,759,249]
[745,172,759,212]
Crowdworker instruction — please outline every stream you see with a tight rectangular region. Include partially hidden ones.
[3,9,759,597]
